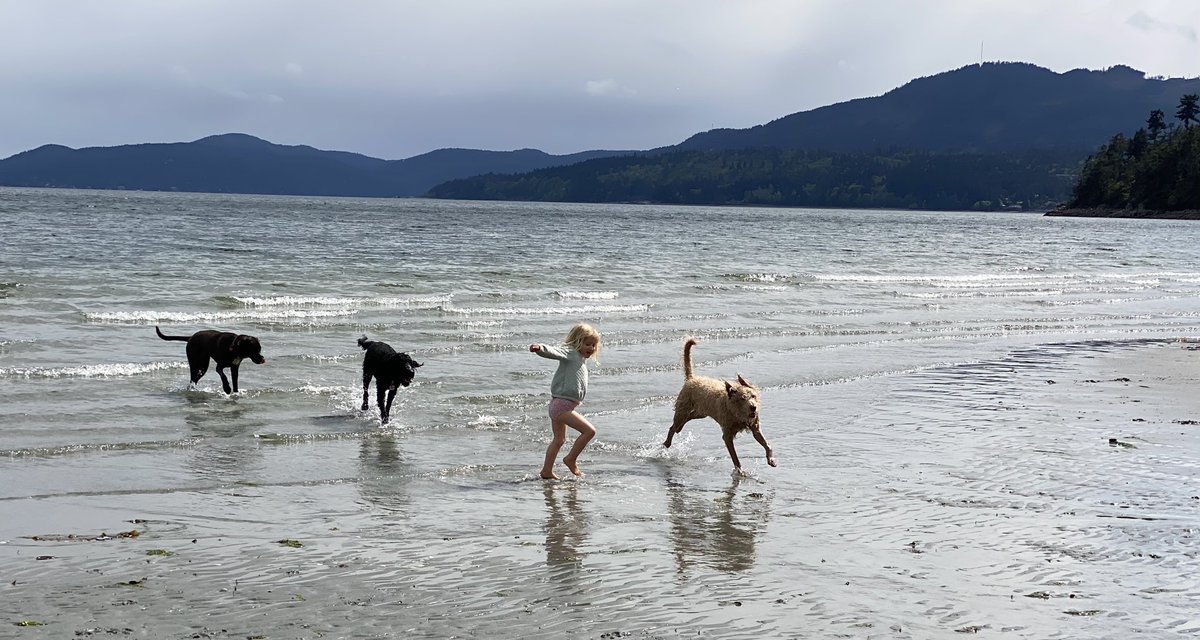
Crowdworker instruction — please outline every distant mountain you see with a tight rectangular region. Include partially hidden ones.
[0,133,631,197]
[427,63,1200,209]
[385,147,625,196]
[674,62,1200,154]
[5,62,1198,201]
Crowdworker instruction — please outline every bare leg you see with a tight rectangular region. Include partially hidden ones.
[541,421,567,479]
[558,411,596,477]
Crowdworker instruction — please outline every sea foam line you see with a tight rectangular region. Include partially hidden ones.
[84,308,354,323]
[0,361,187,379]
[810,271,1200,285]
[440,303,651,316]
[228,294,451,307]
[555,291,620,300]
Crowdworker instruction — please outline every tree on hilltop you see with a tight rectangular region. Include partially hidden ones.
[1177,94,1199,129]
[1146,109,1166,140]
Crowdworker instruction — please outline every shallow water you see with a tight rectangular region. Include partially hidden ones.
[1,187,1199,638]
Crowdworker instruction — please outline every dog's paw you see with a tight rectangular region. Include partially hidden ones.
[767,455,778,467]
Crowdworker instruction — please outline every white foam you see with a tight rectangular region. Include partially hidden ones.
[738,284,789,292]
[84,308,354,323]
[440,303,651,316]
[0,361,187,379]
[468,415,504,429]
[555,291,620,300]
[457,320,506,328]
[730,273,790,283]
[233,294,450,308]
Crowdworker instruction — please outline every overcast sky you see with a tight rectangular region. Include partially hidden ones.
[2,0,1197,160]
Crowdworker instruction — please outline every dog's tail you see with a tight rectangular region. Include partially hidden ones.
[357,335,371,350]
[682,337,698,380]
[155,326,189,342]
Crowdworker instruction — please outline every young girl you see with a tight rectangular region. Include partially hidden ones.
[530,323,601,479]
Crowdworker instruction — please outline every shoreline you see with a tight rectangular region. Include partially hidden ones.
[3,339,1199,637]
[1045,207,1200,220]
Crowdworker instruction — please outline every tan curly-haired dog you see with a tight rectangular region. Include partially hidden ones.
[662,337,776,472]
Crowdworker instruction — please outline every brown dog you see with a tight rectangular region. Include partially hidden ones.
[662,337,776,472]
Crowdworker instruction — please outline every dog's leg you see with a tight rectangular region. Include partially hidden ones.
[185,352,208,390]
[662,408,693,448]
[215,366,233,395]
[188,364,208,390]
[381,386,399,424]
[229,364,240,394]
[372,381,391,422]
[722,431,744,472]
[751,428,777,467]
[361,372,372,411]
[375,385,387,422]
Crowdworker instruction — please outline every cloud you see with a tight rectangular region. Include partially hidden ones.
[1126,10,1198,43]
[584,79,635,97]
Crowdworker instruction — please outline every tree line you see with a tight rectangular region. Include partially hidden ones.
[1066,94,1200,212]
[427,147,1081,211]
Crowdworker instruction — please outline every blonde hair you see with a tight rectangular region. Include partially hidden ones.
[564,322,601,361]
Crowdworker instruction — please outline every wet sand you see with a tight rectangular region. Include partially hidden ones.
[2,341,1199,638]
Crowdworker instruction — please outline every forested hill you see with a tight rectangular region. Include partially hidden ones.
[674,63,1200,154]
[0,134,631,197]
[427,63,1200,210]
[427,148,1081,211]
[1050,97,1200,218]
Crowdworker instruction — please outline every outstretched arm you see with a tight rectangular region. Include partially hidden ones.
[531,343,569,360]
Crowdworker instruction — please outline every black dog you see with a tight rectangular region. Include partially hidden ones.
[156,326,266,394]
[358,335,422,424]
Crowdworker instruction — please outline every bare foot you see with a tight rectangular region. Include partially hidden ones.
[562,457,583,477]
[541,471,560,480]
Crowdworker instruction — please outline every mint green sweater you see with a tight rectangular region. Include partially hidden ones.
[534,343,589,402]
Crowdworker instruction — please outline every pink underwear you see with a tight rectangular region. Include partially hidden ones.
[548,398,580,420]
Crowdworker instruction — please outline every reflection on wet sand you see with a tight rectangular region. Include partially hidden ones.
[543,482,588,575]
[183,395,264,481]
[665,472,771,574]
[357,434,411,512]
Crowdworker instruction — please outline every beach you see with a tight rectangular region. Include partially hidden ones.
[3,190,1200,638]
[3,340,1198,639]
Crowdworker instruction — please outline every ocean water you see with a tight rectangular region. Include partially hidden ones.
[2,186,1199,638]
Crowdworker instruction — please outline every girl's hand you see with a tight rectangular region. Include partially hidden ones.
[529,344,540,353]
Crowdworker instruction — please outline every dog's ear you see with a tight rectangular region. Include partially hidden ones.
[412,360,423,368]
[737,373,754,388]
[725,381,736,396]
